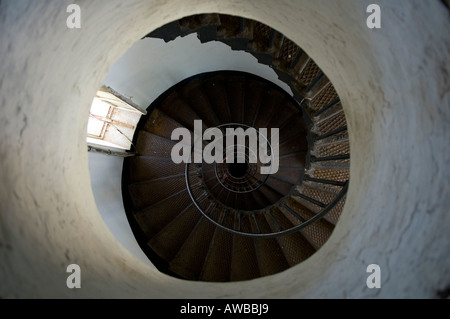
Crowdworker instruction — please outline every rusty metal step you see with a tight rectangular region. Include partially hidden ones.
[230,216,260,281]
[158,90,209,132]
[135,130,177,158]
[203,75,232,123]
[200,222,234,281]
[253,89,286,130]
[265,176,294,197]
[266,207,317,265]
[249,188,273,209]
[128,156,185,183]
[244,80,267,127]
[278,151,306,168]
[225,75,246,124]
[272,167,304,185]
[169,217,217,280]
[143,108,188,139]
[181,81,222,127]
[149,205,202,262]
[278,132,308,157]
[128,175,187,210]
[251,214,290,276]
[133,189,194,238]
[265,99,303,131]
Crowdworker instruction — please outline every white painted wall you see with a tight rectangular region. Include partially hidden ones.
[103,34,292,111]
[0,0,449,298]
[88,152,153,267]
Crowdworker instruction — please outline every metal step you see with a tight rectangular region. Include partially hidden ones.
[148,205,202,262]
[169,217,217,280]
[128,175,187,210]
[253,89,287,129]
[200,211,234,281]
[243,80,267,126]
[181,81,222,127]
[143,108,188,139]
[226,76,247,124]
[133,189,194,238]
[128,156,185,183]
[135,130,177,157]
[312,139,350,158]
[203,75,232,123]
[230,219,261,281]
[159,91,209,131]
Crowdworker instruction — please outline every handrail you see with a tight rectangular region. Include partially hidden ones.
[186,160,348,238]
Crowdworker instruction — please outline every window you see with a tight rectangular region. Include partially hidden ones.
[87,86,146,151]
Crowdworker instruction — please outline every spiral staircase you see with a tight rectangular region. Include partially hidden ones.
[1,0,448,299]
[121,14,350,282]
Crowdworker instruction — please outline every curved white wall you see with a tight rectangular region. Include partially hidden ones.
[88,152,154,267]
[0,0,449,298]
[103,34,292,110]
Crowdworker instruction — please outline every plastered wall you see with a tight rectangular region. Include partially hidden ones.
[0,0,449,298]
